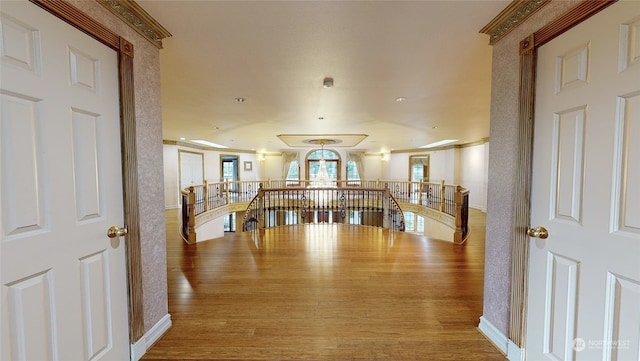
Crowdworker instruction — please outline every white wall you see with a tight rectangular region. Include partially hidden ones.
[385,149,456,183]
[164,142,489,211]
[423,217,454,242]
[363,154,383,180]
[459,143,488,211]
[385,153,409,180]
[429,149,454,183]
[163,144,179,208]
[163,144,258,208]
[195,217,225,241]
[261,154,283,182]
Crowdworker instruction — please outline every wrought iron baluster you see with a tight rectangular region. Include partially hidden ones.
[339,190,346,220]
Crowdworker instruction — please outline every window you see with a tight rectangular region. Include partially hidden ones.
[307,149,339,186]
[222,162,235,180]
[223,213,236,232]
[403,212,424,234]
[409,155,429,182]
[286,160,299,186]
[348,210,362,225]
[221,155,239,192]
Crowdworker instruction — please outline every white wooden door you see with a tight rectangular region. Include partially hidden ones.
[179,150,204,190]
[0,1,130,360]
[526,2,640,360]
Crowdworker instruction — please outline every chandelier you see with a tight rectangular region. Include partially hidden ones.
[309,139,335,188]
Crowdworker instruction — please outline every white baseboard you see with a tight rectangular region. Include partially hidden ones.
[478,316,508,354]
[130,313,172,361]
[507,339,524,361]
[130,338,146,361]
[478,316,525,361]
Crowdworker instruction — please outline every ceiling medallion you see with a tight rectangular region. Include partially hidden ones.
[277,134,367,147]
[303,139,341,145]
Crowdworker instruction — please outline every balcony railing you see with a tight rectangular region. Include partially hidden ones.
[180,179,470,244]
[240,186,406,232]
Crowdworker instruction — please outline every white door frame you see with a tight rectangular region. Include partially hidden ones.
[28,0,146,344]
[509,0,619,350]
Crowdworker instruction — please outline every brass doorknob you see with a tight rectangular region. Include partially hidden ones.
[107,225,128,238]
[527,226,548,239]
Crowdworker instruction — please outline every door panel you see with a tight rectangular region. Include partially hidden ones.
[543,252,579,360]
[526,2,640,360]
[1,2,129,360]
[550,106,586,224]
[603,273,640,361]
[612,91,640,235]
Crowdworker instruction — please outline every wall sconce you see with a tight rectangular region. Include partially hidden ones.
[380,153,387,161]
[259,154,266,162]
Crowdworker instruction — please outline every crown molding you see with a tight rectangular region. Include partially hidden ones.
[97,0,171,49]
[480,0,550,45]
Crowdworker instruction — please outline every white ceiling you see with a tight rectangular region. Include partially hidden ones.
[139,0,509,154]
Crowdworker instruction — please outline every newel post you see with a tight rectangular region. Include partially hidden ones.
[225,179,230,204]
[418,179,423,206]
[453,185,463,244]
[203,180,209,212]
[257,185,265,230]
[383,186,390,229]
[187,186,197,244]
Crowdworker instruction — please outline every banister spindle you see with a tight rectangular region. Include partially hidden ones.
[204,180,209,212]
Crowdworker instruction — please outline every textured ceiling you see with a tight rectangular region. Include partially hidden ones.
[139,0,510,153]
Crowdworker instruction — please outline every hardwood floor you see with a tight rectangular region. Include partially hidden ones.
[142,209,505,360]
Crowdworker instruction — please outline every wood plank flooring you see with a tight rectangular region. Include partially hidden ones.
[142,209,505,360]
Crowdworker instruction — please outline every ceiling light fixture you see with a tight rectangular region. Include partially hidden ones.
[234,97,245,103]
[420,139,458,148]
[310,139,333,188]
[395,97,407,102]
[191,139,229,148]
[323,77,334,88]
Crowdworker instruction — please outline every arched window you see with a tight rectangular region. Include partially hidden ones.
[306,149,340,186]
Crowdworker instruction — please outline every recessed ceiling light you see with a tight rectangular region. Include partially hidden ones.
[323,77,334,88]
[191,139,228,148]
[234,97,245,103]
[179,137,186,140]
[420,139,458,148]
[395,97,407,102]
